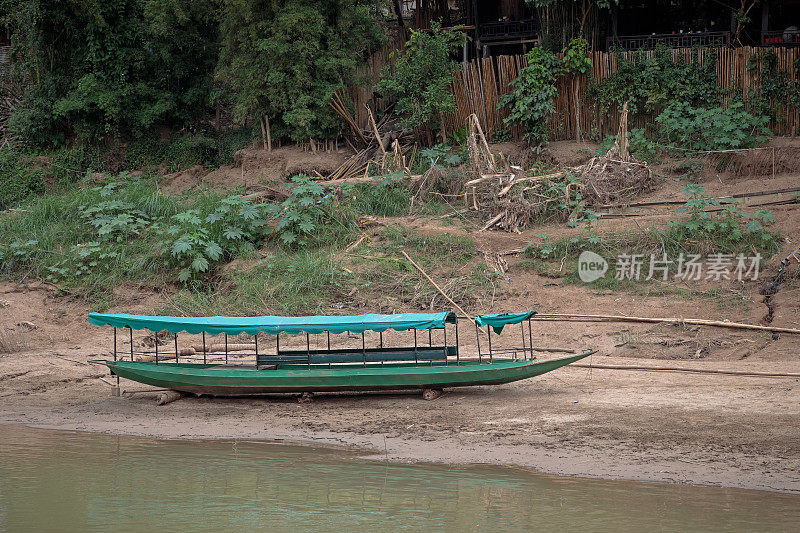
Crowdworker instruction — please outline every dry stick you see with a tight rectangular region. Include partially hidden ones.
[533,313,800,335]
[570,363,800,379]
[366,105,386,155]
[399,250,488,339]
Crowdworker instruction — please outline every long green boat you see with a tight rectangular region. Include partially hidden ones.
[89,310,594,398]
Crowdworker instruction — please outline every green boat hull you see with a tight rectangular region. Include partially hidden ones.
[103,350,594,396]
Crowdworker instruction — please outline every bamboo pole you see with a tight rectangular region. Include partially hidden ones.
[533,313,800,335]
[571,363,800,379]
[400,250,488,339]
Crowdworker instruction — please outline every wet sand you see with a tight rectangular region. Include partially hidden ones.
[2,349,798,494]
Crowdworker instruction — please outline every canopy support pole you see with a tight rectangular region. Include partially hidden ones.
[327,331,331,352]
[475,323,482,363]
[155,333,158,365]
[428,329,432,347]
[520,322,526,361]
[487,326,493,361]
[443,325,448,365]
[528,318,534,360]
[129,327,133,361]
[379,331,384,365]
[225,333,228,365]
[454,318,460,364]
[113,328,119,387]
[202,332,207,367]
[174,333,178,365]
[255,334,259,368]
[306,333,311,369]
[361,332,366,367]
[414,329,418,365]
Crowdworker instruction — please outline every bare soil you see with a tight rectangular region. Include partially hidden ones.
[2,138,800,493]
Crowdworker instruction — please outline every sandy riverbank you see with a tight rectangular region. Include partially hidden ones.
[2,347,798,494]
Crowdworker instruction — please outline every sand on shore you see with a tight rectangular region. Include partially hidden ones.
[2,345,798,494]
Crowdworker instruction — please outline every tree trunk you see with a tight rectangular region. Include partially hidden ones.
[260,117,267,150]
[392,0,404,27]
[264,115,272,152]
[574,78,581,141]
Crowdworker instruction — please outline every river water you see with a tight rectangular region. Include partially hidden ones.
[0,424,797,532]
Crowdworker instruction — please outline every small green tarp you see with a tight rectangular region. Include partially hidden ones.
[88,311,456,336]
[474,311,537,334]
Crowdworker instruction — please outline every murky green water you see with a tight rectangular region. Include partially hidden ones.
[0,425,797,532]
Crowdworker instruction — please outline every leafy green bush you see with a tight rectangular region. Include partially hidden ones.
[7,0,219,144]
[589,46,719,116]
[656,102,770,151]
[746,49,800,122]
[377,22,463,142]
[268,175,334,246]
[668,184,779,254]
[596,128,658,162]
[499,47,562,143]
[161,196,269,281]
[218,0,385,143]
[0,148,46,209]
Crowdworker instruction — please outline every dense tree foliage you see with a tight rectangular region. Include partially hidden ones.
[0,0,386,146]
[215,0,385,143]
[2,0,219,144]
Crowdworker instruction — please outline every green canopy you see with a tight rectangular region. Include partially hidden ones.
[474,311,537,334]
[88,311,456,336]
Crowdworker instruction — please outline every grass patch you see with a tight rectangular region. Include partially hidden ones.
[162,226,493,316]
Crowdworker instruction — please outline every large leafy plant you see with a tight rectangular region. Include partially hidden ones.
[268,175,331,246]
[670,184,778,252]
[162,196,269,281]
[589,46,719,116]
[499,47,562,143]
[656,102,770,151]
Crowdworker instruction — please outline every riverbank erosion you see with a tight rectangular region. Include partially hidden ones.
[1,344,798,494]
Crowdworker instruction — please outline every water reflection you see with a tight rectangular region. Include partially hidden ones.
[0,425,797,532]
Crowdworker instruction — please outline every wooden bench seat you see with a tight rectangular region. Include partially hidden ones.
[256,346,457,366]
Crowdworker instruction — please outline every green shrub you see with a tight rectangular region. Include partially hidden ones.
[668,184,780,254]
[589,46,719,116]
[656,102,770,151]
[161,195,269,282]
[0,148,46,209]
[377,22,463,141]
[499,47,562,143]
[596,128,658,162]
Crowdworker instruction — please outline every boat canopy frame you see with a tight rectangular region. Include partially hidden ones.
[93,310,537,370]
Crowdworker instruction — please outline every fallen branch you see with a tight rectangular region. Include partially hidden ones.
[571,362,800,378]
[533,313,800,335]
[400,250,487,339]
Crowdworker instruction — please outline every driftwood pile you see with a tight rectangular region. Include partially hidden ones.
[466,105,654,233]
[327,90,416,181]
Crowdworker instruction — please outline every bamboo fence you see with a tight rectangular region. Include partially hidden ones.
[445,46,800,141]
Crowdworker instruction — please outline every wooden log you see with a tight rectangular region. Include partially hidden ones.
[533,313,800,335]
[157,390,184,406]
[497,173,565,196]
[366,106,386,155]
[479,212,504,232]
